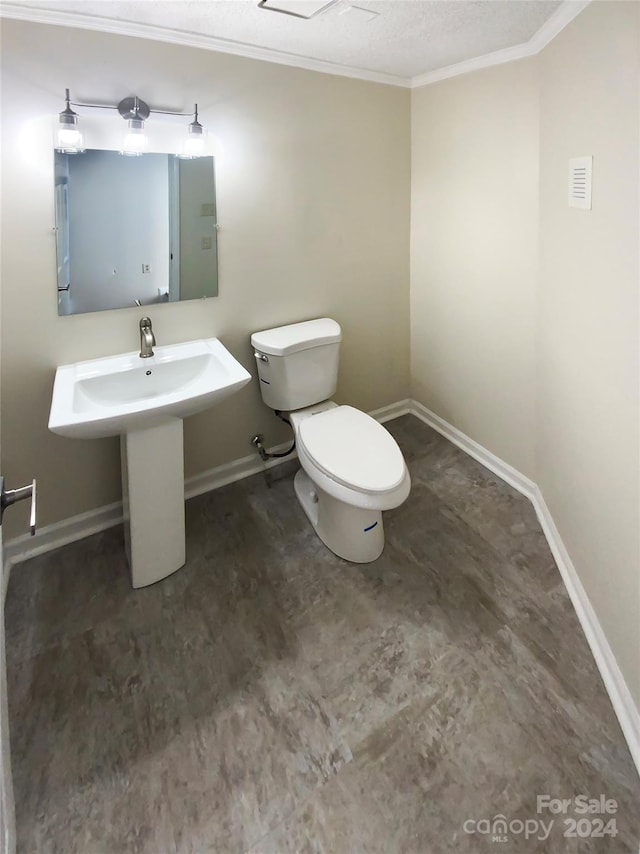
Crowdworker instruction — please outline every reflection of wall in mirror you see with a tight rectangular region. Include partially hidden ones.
[54,155,72,315]
[66,151,169,313]
[178,158,218,301]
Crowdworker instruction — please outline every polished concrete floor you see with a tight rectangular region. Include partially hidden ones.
[5,416,640,853]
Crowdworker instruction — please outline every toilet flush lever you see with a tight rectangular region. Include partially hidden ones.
[254,352,269,363]
[0,476,37,536]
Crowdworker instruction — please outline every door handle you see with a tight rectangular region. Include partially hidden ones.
[0,476,37,536]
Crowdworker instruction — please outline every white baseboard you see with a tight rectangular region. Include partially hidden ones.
[408,399,640,777]
[4,397,638,777]
[368,399,412,424]
[531,486,640,775]
[184,439,297,501]
[3,500,123,583]
[410,400,537,499]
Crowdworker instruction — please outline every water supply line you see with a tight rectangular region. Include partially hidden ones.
[251,411,296,461]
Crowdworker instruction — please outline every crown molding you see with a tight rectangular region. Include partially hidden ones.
[527,0,591,53]
[0,0,590,90]
[411,0,590,88]
[410,40,539,89]
[0,2,410,88]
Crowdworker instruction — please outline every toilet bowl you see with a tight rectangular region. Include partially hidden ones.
[290,402,410,562]
[250,318,411,563]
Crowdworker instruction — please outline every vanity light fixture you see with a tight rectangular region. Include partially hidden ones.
[56,88,84,153]
[56,91,207,157]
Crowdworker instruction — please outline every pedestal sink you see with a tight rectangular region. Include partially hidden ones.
[49,338,251,588]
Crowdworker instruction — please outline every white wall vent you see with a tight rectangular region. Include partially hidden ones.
[568,156,593,210]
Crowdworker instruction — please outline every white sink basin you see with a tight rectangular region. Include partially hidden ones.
[49,338,251,439]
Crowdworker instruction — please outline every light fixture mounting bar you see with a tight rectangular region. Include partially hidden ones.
[67,96,194,118]
[117,96,150,121]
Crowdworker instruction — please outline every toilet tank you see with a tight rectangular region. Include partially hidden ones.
[251,318,341,411]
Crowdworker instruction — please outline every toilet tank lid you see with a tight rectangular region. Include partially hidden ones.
[251,318,341,356]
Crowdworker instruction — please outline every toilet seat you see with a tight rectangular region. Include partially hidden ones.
[297,405,406,495]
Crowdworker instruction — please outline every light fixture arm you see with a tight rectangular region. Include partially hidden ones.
[67,92,195,119]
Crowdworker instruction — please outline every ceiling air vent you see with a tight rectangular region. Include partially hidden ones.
[257,0,338,19]
[337,5,380,23]
[568,156,593,210]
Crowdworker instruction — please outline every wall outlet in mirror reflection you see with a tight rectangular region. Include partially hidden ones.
[54,149,218,316]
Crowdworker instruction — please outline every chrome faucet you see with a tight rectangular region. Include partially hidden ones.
[139,317,156,358]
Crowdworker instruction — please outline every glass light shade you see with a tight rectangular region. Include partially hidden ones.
[121,120,148,156]
[57,125,84,153]
[183,131,205,158]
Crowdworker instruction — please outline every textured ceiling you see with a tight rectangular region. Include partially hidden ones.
[3,0,563,81]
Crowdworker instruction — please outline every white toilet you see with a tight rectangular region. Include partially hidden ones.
[251,318,410,563]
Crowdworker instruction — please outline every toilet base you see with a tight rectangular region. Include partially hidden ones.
[294,469,384,563]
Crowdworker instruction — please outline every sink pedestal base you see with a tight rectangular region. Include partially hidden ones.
[121,420,186,588]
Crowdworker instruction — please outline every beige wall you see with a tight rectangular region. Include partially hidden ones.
[411,2,639,708]
[410,59,539,478]
[537,1,640,707]
[0,20,411,538]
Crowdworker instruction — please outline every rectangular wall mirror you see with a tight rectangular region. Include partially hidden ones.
[54,149,218,316]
